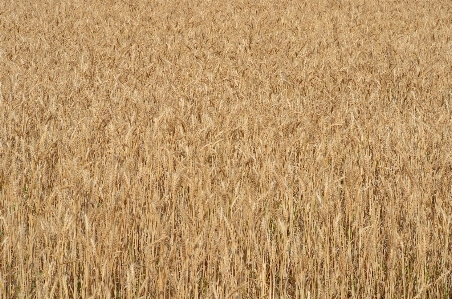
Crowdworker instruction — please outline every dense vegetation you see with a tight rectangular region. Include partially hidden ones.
[1,0,452,297]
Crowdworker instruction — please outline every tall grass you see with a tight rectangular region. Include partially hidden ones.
[1,0,452,297]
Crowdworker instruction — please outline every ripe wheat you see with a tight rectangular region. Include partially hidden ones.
[1,0,452,298]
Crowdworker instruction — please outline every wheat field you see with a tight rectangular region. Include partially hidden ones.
[1,0,452,298]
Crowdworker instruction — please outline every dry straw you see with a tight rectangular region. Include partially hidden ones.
[1,0,452,298]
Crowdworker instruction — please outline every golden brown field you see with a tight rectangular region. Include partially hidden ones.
[1,0,452,298]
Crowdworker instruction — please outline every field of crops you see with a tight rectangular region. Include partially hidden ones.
[1,0,452,297]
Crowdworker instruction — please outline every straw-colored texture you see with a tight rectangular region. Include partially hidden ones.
[1,0,452,297]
